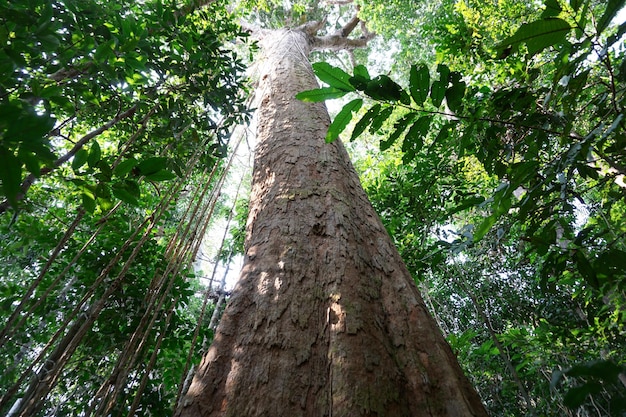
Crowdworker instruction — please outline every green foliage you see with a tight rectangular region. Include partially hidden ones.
[0,0,247,415]
[409,64,430,106]
[296,87,350,102]
[496,17,572,57]
[312,62,356,92]
[0,0,250,213]
[326,98,362,142]
[334,0,626,415]
[552,360,626,412]
[218,196,250,261]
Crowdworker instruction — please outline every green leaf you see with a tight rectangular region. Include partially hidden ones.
[20,151,41,177]
[563,383,602,408]
[82,192,96,213]
[113,158,138,178]
[137,157,168,176]
[404,115,431,147]
[409,64,430,106]
[508,161,540,188]
[437,64,450,83]
[430,81,446,108]
[401,116,432,163]
[542,0,562,18]
[99,196,117,211]
[19,138,56,162]
[599,113,624,143]
[364,75,404,101]
[312,62,355,92]
[87,142,101,168]
[353,64,370,80]
[497,18,572,57]
[575,163,599,180]
[350,65,371,91]
[8,109,56,146]
[493,185,513,216]
[566,360,625,381]
[448,196,486,215]
[49,95,74,112]
[326,98,363,143]
[95,181,111,199]
[112,180,140,205]
[295,87,348,102]
[445,73,466,113]
[381,112,418,151]
[474,215,497,242]
[39,34,61,50]
[72,149,89,171]
[597,0,626,34]
[351,104,381,141]
[94,39,115,63]
[0,147,22,208]
[40,85,62,99]
[96,160,112,182]
[576,1,591,34]
[574,251,599,289]
[146,169,177,181]
[595,250,626,279]
[369,106,395,133]
[474,184,513,241]
[349,74,369,91]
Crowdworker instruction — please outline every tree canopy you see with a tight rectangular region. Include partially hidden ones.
[1,0,625,416]
[1,0,249,414]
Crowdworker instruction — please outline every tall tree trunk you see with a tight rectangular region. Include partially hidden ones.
[176,27,488,417]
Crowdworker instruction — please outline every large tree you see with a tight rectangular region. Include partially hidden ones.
[175,17,487,417]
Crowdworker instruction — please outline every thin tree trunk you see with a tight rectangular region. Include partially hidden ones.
[176,27,488,417]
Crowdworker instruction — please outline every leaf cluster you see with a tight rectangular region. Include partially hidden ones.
[0,0,251,213]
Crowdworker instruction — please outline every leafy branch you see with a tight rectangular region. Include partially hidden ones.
[297,61,582,147]
[0,105,137,214]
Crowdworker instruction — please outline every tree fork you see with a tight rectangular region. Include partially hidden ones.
[176,19,487,417]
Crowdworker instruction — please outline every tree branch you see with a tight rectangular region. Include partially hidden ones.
[298,17,328,36]
[338,14,360,37]
[310,13,375,51]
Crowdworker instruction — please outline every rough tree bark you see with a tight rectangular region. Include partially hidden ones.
[176,21,488,417]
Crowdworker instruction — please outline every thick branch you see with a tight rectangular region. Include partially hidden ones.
[311,34,373,51]
[338,14,360,37]
[297,17,328,36]
[49,62,93,82]
[310,14,375,51]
